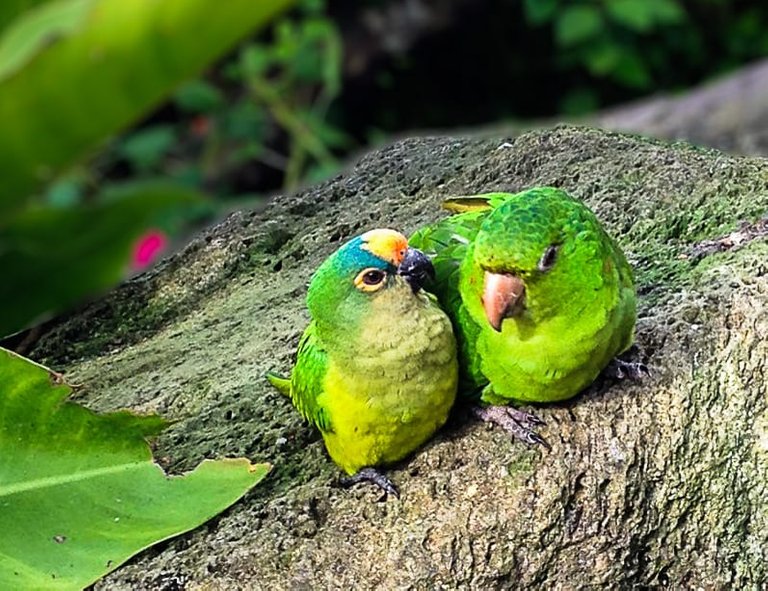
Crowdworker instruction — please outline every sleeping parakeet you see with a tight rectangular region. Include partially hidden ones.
[410,187,642,444]
[268,229,458,496]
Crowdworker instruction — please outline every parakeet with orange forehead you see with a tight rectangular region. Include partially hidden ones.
[410,187,643,444]
[268,229,458,496]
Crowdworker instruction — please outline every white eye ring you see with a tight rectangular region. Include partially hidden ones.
[538,245,559,271]
[354,267,387,292]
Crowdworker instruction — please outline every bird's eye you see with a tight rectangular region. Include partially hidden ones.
[354,267,387,292]
[538,245,559,271]
[363,270,385,285]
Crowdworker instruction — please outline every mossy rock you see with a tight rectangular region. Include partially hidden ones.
[30,126,768,589]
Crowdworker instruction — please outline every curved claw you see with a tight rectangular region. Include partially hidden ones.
[524,430,551,450]
[472,405,549,449]
[509,408,546,428]
[606,359,650,381]
[340,467,400,499]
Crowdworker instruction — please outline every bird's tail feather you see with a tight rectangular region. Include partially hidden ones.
[266,371,291,396]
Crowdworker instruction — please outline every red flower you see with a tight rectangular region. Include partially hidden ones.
[132,230,168,270]
[190,115,211,137]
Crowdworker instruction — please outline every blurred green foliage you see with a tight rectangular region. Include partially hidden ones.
[341,1,768,130]
[1,182,203,338]
[0,0,293,337]
[239,4,348,189]
[101,0,346,200]
[522,0,768,113]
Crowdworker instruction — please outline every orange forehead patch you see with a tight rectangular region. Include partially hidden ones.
[360,229,408,266]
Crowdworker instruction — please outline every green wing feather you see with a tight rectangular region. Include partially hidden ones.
[440,192,509,213]
[269,321,333,433]
[410,193,508,305]
[410,199,505,393]
[409,213,475,311]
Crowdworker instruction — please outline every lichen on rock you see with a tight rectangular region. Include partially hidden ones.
[30,126,768,589]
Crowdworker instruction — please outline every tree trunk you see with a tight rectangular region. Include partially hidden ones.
[31,126,768,589]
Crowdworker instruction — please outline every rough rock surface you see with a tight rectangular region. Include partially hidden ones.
[31,126,768,589]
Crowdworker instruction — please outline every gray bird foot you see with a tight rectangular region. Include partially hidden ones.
[339,467,400,498]
[472,405,550,449]
[605,358,650,380]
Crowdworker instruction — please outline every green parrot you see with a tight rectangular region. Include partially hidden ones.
[268,229,458,496]
[409,187,643,444]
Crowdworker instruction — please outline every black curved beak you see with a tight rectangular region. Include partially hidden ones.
[397,247,435,292]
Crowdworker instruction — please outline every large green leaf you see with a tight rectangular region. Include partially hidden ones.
[0,0,49,32]
[523,0,558,25]
[0,181,203,336]
[606,0,685,31]
[555,5,603,47]
[0,0,293,219]
[0,347,270,590]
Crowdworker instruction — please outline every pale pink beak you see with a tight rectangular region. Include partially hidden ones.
[482,272,525,332]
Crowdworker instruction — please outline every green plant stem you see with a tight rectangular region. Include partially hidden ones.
[246,74,336,170]
[284,133,308,190]
[201,126,223,182]
[254,145,289,171]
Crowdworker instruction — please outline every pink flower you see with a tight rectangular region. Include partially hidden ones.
[132,230,168,270]
[190,115,211,137]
